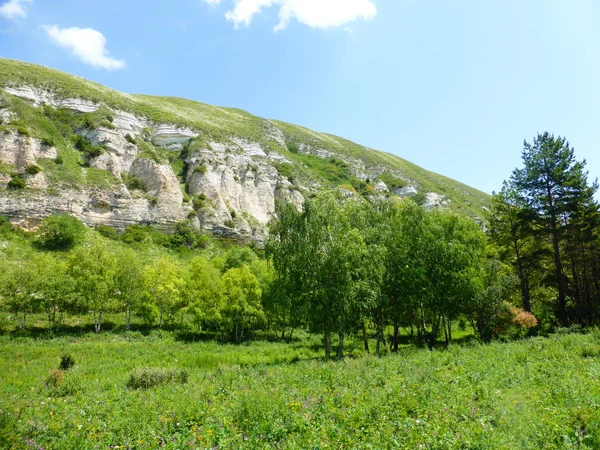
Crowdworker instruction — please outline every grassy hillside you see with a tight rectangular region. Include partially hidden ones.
[0,58,490,216]
[1,331,599,449]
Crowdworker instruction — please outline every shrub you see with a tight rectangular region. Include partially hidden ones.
[96,224,120,240]
[54,155,63,165]
[286,141,300,154]
[72,135,104,158]
[194,165,207,175]
[41,137,55,147]
[122,173,145,191]
[126,368,189,389]
[36,215,86,250]
[124,134,136,144]
[7,174,26,190]
[59,354,76,371]
[25,164,41,175]
[45,369,82,397]
[511,308,538,329]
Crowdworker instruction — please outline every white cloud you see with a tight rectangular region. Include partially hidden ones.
[0,0,32,20]
[200,0,222,6]
[42,25,126,70]
[224,0,377,30]
[225,0,276,27]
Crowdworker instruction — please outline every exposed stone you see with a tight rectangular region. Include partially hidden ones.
[151,124,198,149]
[395,185,418,197]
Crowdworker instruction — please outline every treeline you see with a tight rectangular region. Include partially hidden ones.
[0,215,273,341]
[0,132,597,359]
[267,191,528,358]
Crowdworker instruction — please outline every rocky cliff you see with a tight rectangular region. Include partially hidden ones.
[0,59,490,243]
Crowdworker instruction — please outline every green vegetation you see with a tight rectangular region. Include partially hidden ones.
[489,133,600,327]
[1,331,600,448]
[35,215,86,250]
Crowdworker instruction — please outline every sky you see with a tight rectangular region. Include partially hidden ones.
[0,0,599,195]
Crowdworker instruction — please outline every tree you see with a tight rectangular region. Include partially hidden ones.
[379,199,428,352]
[0,257,43,330]
[68,240,117,333]
[510,132,598,325]
[268,191,382,359]
[185,257,224,332]
[36,215,86,250]
[487,183,545,312]
[35,254,74,331]
[113,247,144,330]
[467,259,518,342]
[221,265,264,342]
[144,256,185,328]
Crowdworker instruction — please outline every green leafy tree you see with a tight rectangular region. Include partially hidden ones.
[221,265,264,343]
[68,240,117,333]
[113,247,144,330]
[420,210,486,346]
[35,254,74,331]
[467,259,519,342]
[36,215,86,250]
[268,191,382,359]
[0,258,43,329]
[186,257,224,331]
[144,256,185,328]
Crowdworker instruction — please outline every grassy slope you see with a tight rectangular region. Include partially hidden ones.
[1,332,599,449]
[0,58,490,216]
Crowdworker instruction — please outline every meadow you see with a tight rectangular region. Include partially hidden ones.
[1,328,600,449]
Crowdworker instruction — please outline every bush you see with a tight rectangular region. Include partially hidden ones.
[7,174,26,189]
[124,134,136,144]
[126,368,189,389]
[194,165,207,175]
[54,155,63,165]
[95,224,120,240]
[59,354,76,371]
[122,173,145,191]
[25,164,41,175]
[72,135,104,158]
[45,369,82,397]
[286,141,300,154]
[36,215,86,250]
[41,137,55,147]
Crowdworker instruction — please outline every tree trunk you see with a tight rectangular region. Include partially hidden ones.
[552,229,568,326]
[94,310,102,334]
[392,319,399,353]
[336,331,345,360]
[324,324,331,360]
[362,322,370,354]
[126,309,131,331]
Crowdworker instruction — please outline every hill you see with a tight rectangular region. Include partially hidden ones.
[0,58,490,242]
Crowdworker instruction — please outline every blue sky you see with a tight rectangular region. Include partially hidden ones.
[1,0,599,195]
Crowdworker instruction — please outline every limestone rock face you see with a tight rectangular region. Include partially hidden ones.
[424,192,449,208]
[395,185,418,197]
[0,83,456,243]
[130,158,187,223]
[0,132,56,170]
[186,140,302,243]
[82,127,139,177]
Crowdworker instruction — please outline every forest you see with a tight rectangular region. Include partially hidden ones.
[1,132,598,356]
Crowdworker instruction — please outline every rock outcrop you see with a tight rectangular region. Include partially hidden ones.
[0,64,488,243]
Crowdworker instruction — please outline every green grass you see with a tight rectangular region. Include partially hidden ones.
[0,57,491,217]
[1,331,599,449]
